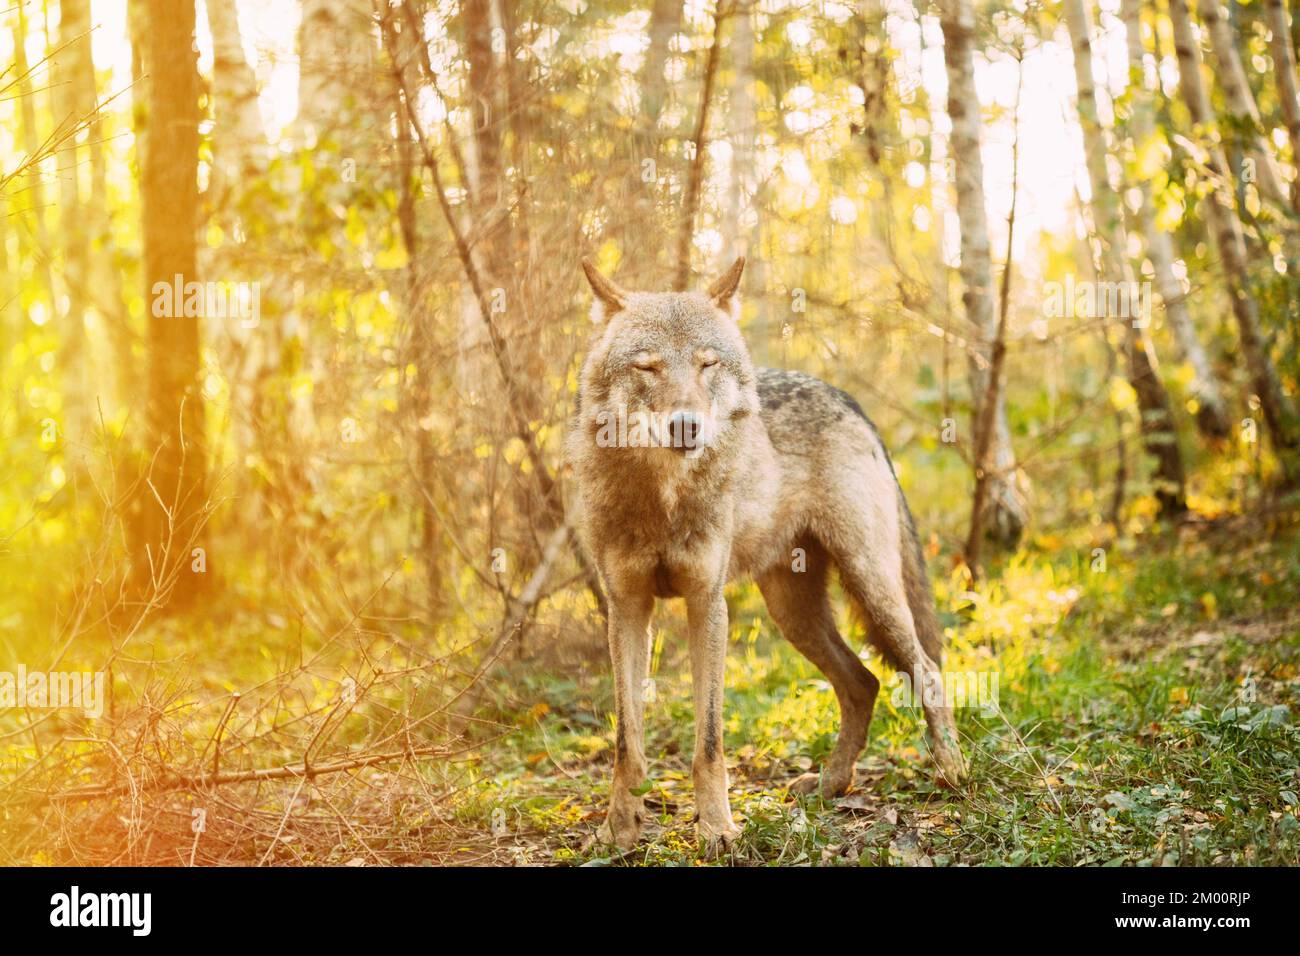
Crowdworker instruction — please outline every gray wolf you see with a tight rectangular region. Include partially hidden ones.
[567,257,968,851]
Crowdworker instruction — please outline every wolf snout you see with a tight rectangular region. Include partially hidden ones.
[666,410,706,450]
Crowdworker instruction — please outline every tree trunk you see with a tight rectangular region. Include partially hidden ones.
[1068,0,1187,517]
[1292,0,1300,65]
[937,0,1028,547]
[297,0,373,145]
[1120,0,1230,440]
[858,0,891,170]
[205,0,285,532]
[206,0,265,197]
[53,0,92,449]
[965,45,1022,580]
[132,0,207,604]
[723,1,754,265]
[1264,0,1300,212]
[69,0,132,422]
[390,9,445,620]
[464,0,537,414]
[724,1,770,363]
[1196,0,1289,205]
[11,3,57,363]
[1169,0,1298,479]
[465,0,504,218]
[673,4,726,291]
[641,0,683,133]
[624,0,682,279]
[857,0,898,251]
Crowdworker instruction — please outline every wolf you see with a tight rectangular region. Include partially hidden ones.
[567,257,968,851]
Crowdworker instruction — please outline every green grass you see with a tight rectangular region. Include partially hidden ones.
[470,508,1300,865]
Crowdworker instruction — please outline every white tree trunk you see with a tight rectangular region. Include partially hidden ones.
[723,2,771,364]
[54,0,92,447]
[640,0,683,132]
[207,0,265,193]
[1196,0,1289,205]
[1170,0,1298,476]
[297,0,373,145]
[1120,0,1230,439]
[1066,0,1187,515]
[622,0,682,283]
[206,0,275,514]
[1264,0,1300,212]
[937,0,1028,547]
[723,3,754,262]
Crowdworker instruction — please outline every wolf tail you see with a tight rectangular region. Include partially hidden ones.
[898,497,945,665]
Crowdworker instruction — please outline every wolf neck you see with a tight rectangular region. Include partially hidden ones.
[586,427,739,531]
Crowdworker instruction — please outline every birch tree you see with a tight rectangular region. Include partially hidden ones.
[1195,0,1288,206]
[297,0,373,145]
[1263,0,1300,212]
[938,0,1028,546]
[62,0,131,420]
[206,0,265,200]
[723,2,770,362]
[723,1,755,264]
[674,3,727,290]
[642,0,684,133]
[622,0,683,281]
[1066,0,1187,516]
[53,0,92,448]
[1168,0,1297,477]
[1119,0,1229,440]
[12,3,56,379]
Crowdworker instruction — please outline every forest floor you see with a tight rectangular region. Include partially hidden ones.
[7,497,1298,867]
[464,497,1300,866]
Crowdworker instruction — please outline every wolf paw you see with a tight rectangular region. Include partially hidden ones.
[697,819,741,858]
[931,743,969,788]
[787,769,853,798]
[787,772,821,796]
[595,806,644,850]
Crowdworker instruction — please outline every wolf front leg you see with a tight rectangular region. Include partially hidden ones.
[596,587,654,850]
[685,580,741,851]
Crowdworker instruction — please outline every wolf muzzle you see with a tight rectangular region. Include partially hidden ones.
[666,410,706,451]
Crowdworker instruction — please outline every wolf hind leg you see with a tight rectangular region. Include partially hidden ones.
[835,545,968,786]
[757,544,879,798]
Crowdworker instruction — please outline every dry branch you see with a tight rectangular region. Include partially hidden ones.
[47,743,455,802]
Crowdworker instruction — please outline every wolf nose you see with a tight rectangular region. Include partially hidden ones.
[667,411,703,449]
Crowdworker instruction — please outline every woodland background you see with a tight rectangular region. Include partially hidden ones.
[0,0,1298,865]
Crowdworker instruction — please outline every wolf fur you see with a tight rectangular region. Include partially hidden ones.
[567,257,968,850]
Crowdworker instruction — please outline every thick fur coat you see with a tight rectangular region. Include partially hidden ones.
[567,258,967,850]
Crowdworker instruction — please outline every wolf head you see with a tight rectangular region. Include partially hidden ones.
[576,258,758,458]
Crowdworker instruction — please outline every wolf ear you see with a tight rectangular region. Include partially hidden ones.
[706,256,745,318]
[581,258,628,324]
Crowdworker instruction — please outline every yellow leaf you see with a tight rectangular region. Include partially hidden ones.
[1108,377,1137,412]
[374,243,409,271]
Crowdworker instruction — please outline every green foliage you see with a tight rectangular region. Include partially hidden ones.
[482,508,1300,866]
